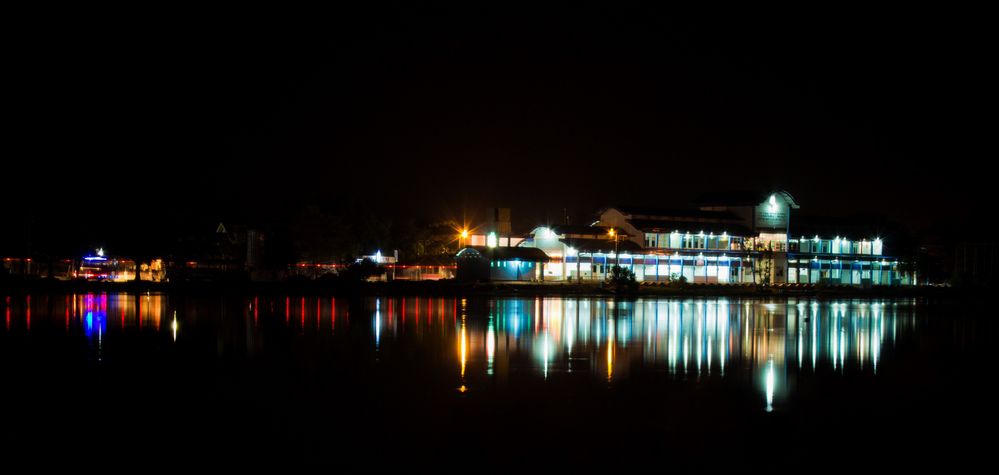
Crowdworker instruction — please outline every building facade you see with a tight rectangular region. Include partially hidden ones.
[516,191,916,285]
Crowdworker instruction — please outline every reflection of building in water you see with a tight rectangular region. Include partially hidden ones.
[0,293,168,333]
[360,297,914,411]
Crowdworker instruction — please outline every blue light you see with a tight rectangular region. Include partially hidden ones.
[84,310,106,338]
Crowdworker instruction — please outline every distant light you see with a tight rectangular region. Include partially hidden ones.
[487,232,497,248]
[765,359,775,412]
[171,312,179,342]
[768,194,779,213]
[460,229,469,239]
[96,248,104,257]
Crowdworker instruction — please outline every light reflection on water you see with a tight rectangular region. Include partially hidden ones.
[442,298,912,411]
[1,293,916,412]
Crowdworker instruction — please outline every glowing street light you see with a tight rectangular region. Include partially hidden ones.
[608,227,619,268]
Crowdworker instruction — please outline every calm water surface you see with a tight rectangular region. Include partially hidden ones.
[1,293,994,469]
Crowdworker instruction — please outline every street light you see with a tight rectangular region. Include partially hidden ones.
[608,228,619,270]
[459,229,469,248]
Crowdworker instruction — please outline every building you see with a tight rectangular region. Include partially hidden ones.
[464,207,525,248]
[455,246,549,282]
[515,190,916,285]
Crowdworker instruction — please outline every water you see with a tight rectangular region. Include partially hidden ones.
[1,293,994,469]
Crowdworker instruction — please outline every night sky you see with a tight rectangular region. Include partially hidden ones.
[5,5,992,252]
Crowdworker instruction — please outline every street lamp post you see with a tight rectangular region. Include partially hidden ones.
[608,228,619,273]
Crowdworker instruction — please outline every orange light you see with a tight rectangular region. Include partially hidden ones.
[460,229,469,239]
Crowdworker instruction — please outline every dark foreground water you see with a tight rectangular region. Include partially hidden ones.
[1,293,995,470]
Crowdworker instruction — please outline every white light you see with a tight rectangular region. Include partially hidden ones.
[765,358,775,412]
[96,248,105,257]
[566,247,577,256]
[486,232,497,248]
[171,312,178,342]
[768,194,779,213]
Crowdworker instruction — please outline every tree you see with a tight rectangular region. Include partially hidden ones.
[606,265,638,293]
[340,258,384,281]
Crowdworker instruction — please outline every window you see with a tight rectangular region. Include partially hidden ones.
[669,233,682,249]
[645,234,657,248]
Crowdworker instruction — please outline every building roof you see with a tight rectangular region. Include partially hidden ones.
[562,238,645,254]
[457,246,550,262]
[693,191,768,206]
[550,224,614,236]
[627,219,753,237]
[608,206,740,221]
[694,190,800,208]
[790,216,895,242]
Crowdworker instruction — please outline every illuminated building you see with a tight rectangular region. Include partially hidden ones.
[455,246,548,282]
[76,248,137,282]
[515,190,917,285]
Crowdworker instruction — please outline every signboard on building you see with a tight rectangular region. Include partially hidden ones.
[755,194,790,231]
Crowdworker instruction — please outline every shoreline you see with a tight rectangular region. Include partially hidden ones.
[0,278,969,299]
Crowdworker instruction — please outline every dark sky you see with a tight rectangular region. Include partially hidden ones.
[4,4,993,251]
